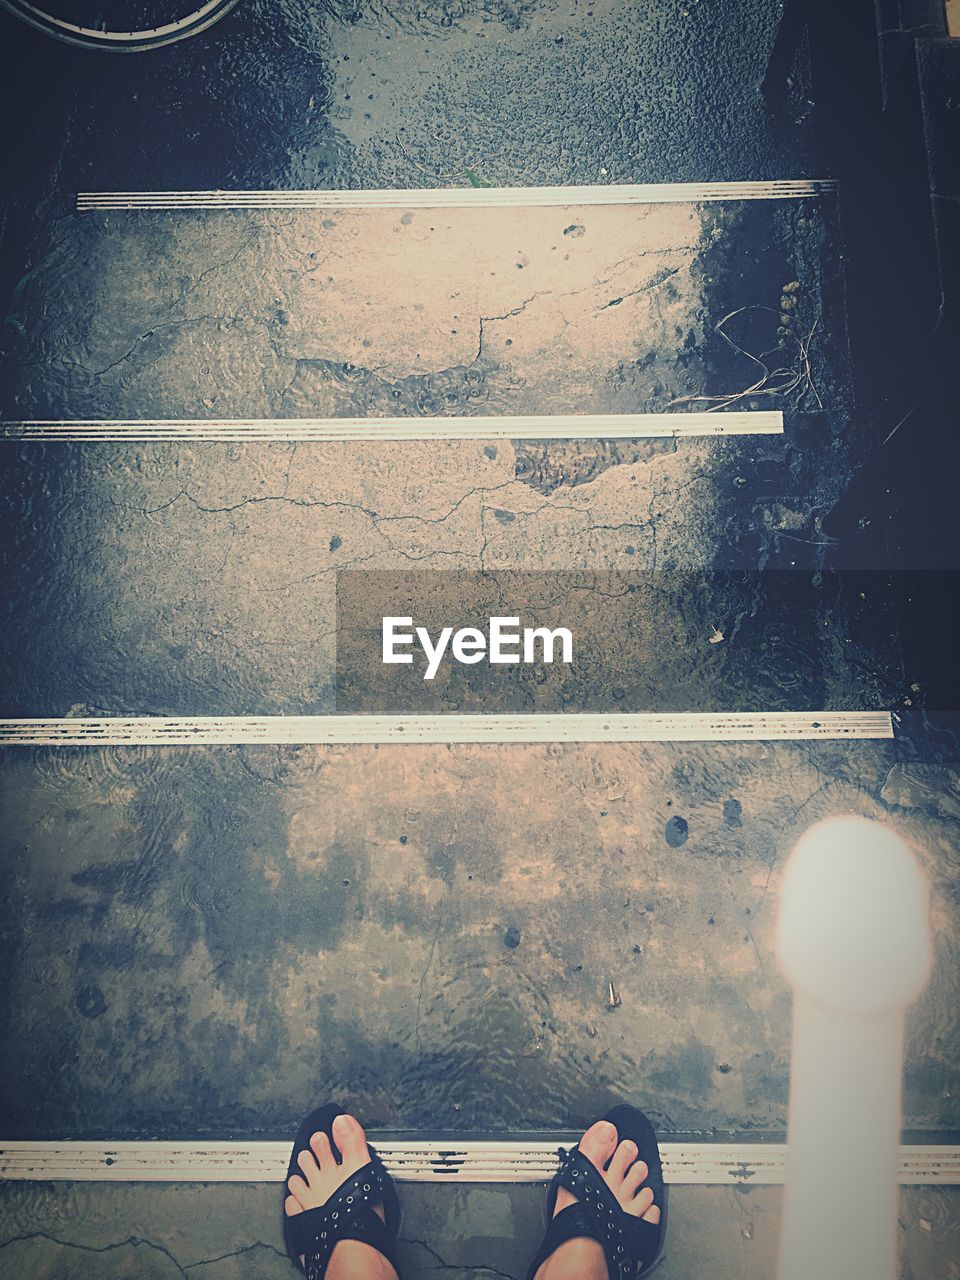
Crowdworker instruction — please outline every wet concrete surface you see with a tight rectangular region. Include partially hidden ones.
[0,1,958,1276]
[0,1181,957,1280]
[0,195,867,716]
[0,0,822,373]
[0,434,897,717]
[1,0,817,200]
[4,198,842,421]
[1,741,958,1138]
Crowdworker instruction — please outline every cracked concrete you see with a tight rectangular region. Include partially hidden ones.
[0,433,894,716]
[0,198,860,719]
[0,0,957,1276]
[0,1182,957,1280]
[5,200,834,421]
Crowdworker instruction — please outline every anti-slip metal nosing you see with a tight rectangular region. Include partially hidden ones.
[0,712,895,747]
[0,1139,954,1185]
[76,179,838,212]
[0,412,783,442]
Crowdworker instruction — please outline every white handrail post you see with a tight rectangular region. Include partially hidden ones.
[775,816,932,1280]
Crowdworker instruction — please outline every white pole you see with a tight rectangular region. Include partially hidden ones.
[776,816,932,1280]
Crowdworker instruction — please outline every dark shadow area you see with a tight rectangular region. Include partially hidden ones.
[775,1,960,737]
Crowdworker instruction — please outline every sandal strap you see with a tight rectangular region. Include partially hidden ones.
[554,1147,662,1278]
[288,1159,394,1277]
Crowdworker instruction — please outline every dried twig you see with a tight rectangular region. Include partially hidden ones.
[394,134,498,187]
[668,305,822,412]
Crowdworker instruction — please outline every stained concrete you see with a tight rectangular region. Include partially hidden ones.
[1,741,958,1138]
[0,1,958,1277]
[0,196,864,717]
[0,1182,957,1280]
[4,197,843,422]
[0,439,897,717]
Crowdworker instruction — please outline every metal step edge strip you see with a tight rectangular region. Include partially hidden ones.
[0,412,783,442]
[0,713,895,747]
[0,1141,955,1185]
[76,180,838,212]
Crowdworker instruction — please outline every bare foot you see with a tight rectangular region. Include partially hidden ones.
[535,1119,662,1280]
[284,1113,398,1280]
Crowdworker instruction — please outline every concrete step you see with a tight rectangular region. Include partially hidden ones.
[0,1179,956,1279]
[0,187,878,722]
[0,739,956,1140]
[0,4,956,1277]
[4,188,845,423]
[0,433,899,715]
[1,186,863,720]
[0,0,820,205]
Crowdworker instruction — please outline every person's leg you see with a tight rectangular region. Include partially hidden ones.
[285,1113,399,1280]
[534,1120,662,1280]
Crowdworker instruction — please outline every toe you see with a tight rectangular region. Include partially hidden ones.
[578,1119,618,1171]
[607,1139,639,1180]
[626,1185,655,1217]
[284,1194,302,1217]
[296,1148,319,1185]
[621,1158,649,1197]
[332,1113,370,1167]
[287,1173,309,1203]
[310,1130,333,1167]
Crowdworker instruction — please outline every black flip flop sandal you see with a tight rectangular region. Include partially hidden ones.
[282,1103,402,1279]
[525,1104,667,1280]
